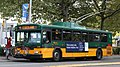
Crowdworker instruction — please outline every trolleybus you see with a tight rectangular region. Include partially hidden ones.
[13,22,112,61]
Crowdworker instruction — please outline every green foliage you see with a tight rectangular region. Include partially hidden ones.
[0,0,29,18]
[0,0,120,32]
[104,0,120,32]
[0,46,3,56]
[79,16,100,29]
[0,0,94,22]
[104,14,120,32]
[112,47,120,55]
[90,0,120,30]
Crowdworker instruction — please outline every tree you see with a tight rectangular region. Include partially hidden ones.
[91,0,120,30]
[104,12,120,32]
[0,0,29,18]
[0,0,120,32]
[32,0,78,22]
[0,0,93,22]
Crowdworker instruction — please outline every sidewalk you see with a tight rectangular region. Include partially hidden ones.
[104,55,120,59]
[0,56,8,62]
[0,56,26,62]
[0,56,17,62]
[0,56,6,59]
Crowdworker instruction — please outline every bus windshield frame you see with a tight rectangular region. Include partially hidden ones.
[16,31,41,44]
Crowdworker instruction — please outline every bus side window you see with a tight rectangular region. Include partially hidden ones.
[89,32,94,42]
[63,30,72,41]
[46,31,51,43]
[101,33,107,42]
[94,34,100,42]
[82,32,88,42]
[72,31,81,42]
[52,29,62,40]
[43,31,51,44]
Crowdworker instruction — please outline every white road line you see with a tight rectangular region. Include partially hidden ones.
[0,63,41,67]
[48,62,120,67]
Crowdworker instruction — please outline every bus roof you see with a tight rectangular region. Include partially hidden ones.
[16,22,111,34]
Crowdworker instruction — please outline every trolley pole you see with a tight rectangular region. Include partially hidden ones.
[29,0,32,23]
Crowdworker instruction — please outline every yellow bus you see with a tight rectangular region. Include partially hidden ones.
[13,22,112,61]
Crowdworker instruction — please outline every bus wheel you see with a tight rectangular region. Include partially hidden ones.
[96,49,102,60]
[53,50,61,62]
[29,59,37,61]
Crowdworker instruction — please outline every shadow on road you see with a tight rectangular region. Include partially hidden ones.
[9,57,102,63]
[1,55,120,63]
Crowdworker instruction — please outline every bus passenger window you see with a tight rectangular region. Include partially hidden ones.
[63,30,72,41]
[72,31,81,41]
[89,32,100,42]
[52,29,62,40]
[82,32,88,42]
[101,34,107,42]
[94,34,100,42]
[43,35,47,43]
[89,32,94,42]
[43,31,51,44]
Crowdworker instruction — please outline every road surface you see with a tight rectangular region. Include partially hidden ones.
[0,55,120,67]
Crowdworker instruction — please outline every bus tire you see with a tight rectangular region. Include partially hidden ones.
[29,59,37,61]
[53,50,61,62]
[96,49,102,60]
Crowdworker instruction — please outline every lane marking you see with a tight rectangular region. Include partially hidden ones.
[0,63,41,67]
[0,61,120,67]
[48,62,120,67]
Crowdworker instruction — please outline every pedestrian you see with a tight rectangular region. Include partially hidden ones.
[5,37,12,60]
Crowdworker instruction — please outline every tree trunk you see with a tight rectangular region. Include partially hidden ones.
[63,7,69,22]
[100,18,104,30]
[60,0,69,22]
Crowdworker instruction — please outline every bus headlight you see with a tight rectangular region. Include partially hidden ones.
[25,50,29,54]
[17,51,20,54]
[15,50,20,54]
[34,51,39,54]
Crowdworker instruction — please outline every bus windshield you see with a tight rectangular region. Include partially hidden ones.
[17,32,41,43]
[17,32,28,43]
[28,32,41,43]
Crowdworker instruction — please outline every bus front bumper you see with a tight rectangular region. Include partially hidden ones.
[14,54,43,59]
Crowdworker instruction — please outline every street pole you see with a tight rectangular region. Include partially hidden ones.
[5,19,7,38]
[4,19,7,45]
[29,0,32,23]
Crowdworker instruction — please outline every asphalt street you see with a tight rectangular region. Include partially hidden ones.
[0,55,120,67]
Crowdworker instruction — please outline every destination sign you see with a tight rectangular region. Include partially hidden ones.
[19,26,37,30]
